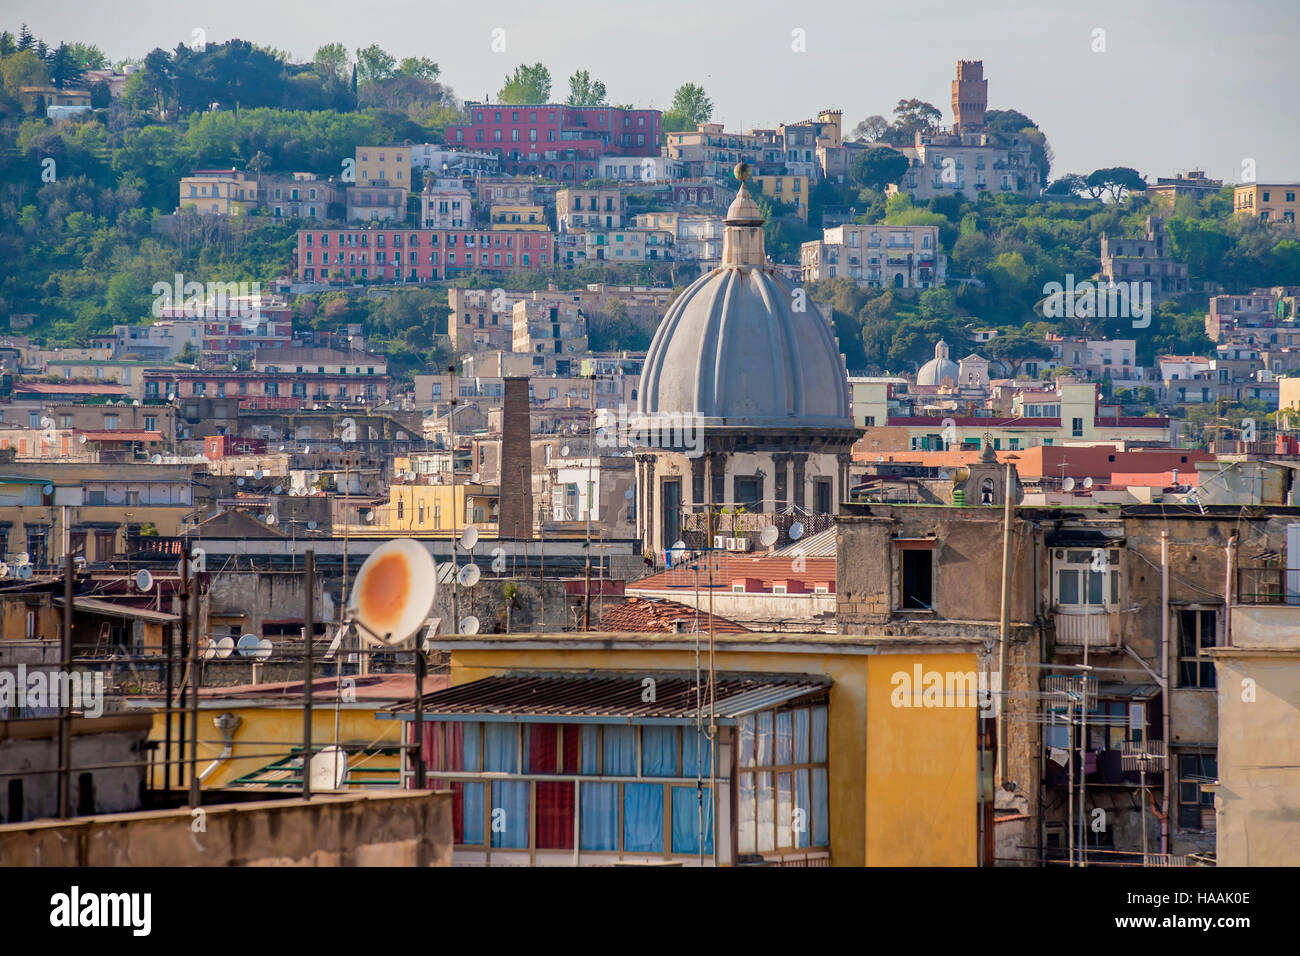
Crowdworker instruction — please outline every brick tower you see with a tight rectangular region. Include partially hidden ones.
[951,60,987,134]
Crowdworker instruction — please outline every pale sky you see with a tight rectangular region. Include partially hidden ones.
[10,0,1299,183]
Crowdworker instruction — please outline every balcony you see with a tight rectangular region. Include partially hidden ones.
[1054,606,1121,648]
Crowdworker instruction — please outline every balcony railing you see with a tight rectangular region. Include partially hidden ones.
[1237,565,1300,605]
[1054,606,1121,648]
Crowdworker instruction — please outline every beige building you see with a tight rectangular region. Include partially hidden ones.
[356,146,409,188]
[511,302,588,356]
[1234,182,1300,224]
[556,188,622,232]
[750,174,810,222]
[179,169,259,215]
[261,172,339,221]
[800,223,945,289]
[421,179,472,228]
[489,202,546,230]
[1144,170,1223,210]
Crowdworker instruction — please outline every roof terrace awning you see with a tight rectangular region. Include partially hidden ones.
[383,673,830,725]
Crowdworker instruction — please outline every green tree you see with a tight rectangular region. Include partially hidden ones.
[1045,173,1087,196]
[313,43,350,81]
[355,44,396,85]
[887,98,941,144]
[498,62,552,104]
[88,80,111,109]
[662,82,712,131]
[2,50,49,98]
[65,42,107,70]
[566,69,607,106]
[850,114,889,143]
[986,328,1052,376]
[1083,167,1146,202]
[398,57,440,81]
[850,147,909,191]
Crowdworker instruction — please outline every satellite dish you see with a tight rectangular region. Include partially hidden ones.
[264,513,277,525]
[789,522,805,541]
[236,634,261,657]
[471,472,481,483]
[16,552,30,566]
[458,563,480,587]
[306,520,318,530]
[348,539,438,645]
[167,393,175,401]
[759,525,779,548]
[79,435,88,444]
[405,471,416,482]
[303,446,312,454]
[938,470,951,480]
[133,400,140,407]
[273,485,283,495]
[435,562,457,585]
[625,489,633,499]
[254,638,273,660]
[0,563,9,578]
[459,615,480,635]
[254,469,264,479]
[201,640,216,660]
[16,565,31,580]
[135,568,154,592]
[459,525,479,550]
[309,745,348,790]
[278,445,285,451]
[561,446,570,457]
[237,477,246,486]
[151,453,162,464]
[42,484,53,495]
[1083,476,1094,489]
[1062,477,1076,492]
[40,417,52,429]
[216,636,235,659]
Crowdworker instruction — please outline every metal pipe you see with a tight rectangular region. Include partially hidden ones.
[58,551,73,818]
[302,549,314,800]
[997,461,1012,785]
[187,566,200,807]
[1160,530,1170,856]
[177,548,189,797]
[413,644,425,790]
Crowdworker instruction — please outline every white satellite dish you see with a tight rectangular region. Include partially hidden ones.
[0,563,9,578]
[273,485,283,495]
[151,453,162,464]
[216,636,235,659]
[40,417,52,429]
[789,522,805,541]
[264,513,277,525]
[254,469,264,479]
[306,520,318,531]
[561,446,570,457]
[236,633,261,657]
[1062,477,1077,492]
[253,638,273,660]
[1083,476,1094,489]
[435,562,457,585]
[201,640,216,660]
[759,525,779,548]
[79,435,88,444]
[16,552,30,566]
[348,539,438,645]
[135,568,154,592]
[309,745,348,790]
[405,471,416,482]
[237,477,246,486]
[471,471,481,483]
[459,525,479,550]
[459,615,480,635]
[16,565,32,580]
[278,445,285,451]
[303,446,312,454]
[458,563,480,587]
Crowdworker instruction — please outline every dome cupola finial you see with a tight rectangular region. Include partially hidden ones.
[721,162,766,267]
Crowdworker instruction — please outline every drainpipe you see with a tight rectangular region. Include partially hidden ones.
[1160,531,1170,856]
[1224,535,1237,648]
[998,461,1013,784]
[197,712,242,782]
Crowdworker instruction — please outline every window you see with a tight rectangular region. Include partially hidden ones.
[1071,417,1084,437]
[1055,549,1120,607]
[736,703,830,854]
[899,545,933,610]
[1177,608,1217,688]
[1178,753,1217,830]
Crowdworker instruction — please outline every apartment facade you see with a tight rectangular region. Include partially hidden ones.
[1233,183,1300,224]
[261,173,339,221]
[295,228,554,284]
[1098,216,1189,304]
[420,180,472,229]
[179,169,259,215]
[555,188,623,232]
[800,223,945,289]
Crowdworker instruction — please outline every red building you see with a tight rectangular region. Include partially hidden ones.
[295,228,553,284]
[444,104,661,181]
[204,435,269,460]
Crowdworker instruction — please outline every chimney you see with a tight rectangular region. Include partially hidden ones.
[498,377,535,539]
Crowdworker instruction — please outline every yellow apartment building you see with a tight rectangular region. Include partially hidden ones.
[1234,183,1299,224]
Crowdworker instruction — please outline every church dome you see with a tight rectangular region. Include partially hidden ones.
[916,339,959,387]
[636,165,853,429]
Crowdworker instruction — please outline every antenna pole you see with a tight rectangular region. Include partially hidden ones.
[187,558,201,809]
[302,549,314,800]
[58,551,73,818]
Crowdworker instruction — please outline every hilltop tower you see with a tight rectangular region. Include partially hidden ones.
[951,60,987,134]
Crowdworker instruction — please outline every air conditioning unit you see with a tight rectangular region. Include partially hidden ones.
[713,535,727,550]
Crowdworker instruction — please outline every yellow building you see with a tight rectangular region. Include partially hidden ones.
[346,482,499,538]
[395,630,985,866]
[751,174,810,222]
[490,203,547,230]
[1234,182,1299,224]
[1279,376,1300,415]
[356,146,410,188]
[179,169,259,216]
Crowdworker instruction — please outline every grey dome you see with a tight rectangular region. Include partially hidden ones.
[637,262,853,429]
[916,339,959,387]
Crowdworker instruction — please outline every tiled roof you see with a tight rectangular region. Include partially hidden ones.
[631,554,837,592]
[599,597,750,634]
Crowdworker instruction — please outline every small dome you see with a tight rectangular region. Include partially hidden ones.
[917,339,959,387]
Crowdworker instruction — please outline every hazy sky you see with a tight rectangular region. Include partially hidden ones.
[10,0,1299,183]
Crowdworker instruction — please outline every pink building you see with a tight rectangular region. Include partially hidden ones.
[296,228,553,284]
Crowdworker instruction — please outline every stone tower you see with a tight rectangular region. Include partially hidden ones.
[952,60,987,134]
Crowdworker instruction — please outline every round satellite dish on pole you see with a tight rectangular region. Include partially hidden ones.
[459,615,480,635]
[254,469,264,479]
[201,640,216,660]
[348,538,438,646]
[1083,476,1094,489]
[151,453,162,464]
[1062,477,1076,492]
[136,569,154,592]
[16,565,31,581]
[42,484,53,496]
[561,446,570,457]
[79,435,88,445]
[16,552,29,566]
[237,477,246,487]
[309,745,348,791]
[264,513,277,525]
[273,485,283,495]
[0,563,9,578]
[458,563,480,588]
[306,520,318,531]
[789,522,805,541]
[236,634,261,657]
[254,638,273,660]
[303,446,312,454]
[216,636,235,659]
[625,489,634,499]
[435,562,457,585]
[405,471,416,482]
[459,525,479,550]
[759,525,779,548]
[471,472,481,484]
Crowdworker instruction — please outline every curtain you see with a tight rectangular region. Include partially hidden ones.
[775,711,793,765]
[490,780,529,849]
[812,768,829,847]
[672,786,714,856]
[483,723,517,772]
[738,772,756,854]
[737,715,755,767]
[580,725,599,774]
[642,726,677,777]
[793,708,810,764]
[756,712,773,765]
[794,769,811,848]
[462,722,481,771]
[812,706,828,763]
[623,783,664,853]
[526,723,558,774]
[562,724,581,773]
[535,781,574,850]
[682,726,712,777]
[580,782,618,851]
[757,771,774,851]
[461,782,484,844]
[603,725,637,776]
[777,772,793,847]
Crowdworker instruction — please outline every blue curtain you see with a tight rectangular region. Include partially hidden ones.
[483,723,517,772]
[642,726,677,776]
[623,783,664,852]
[757,711,774,765]
[603,725,637,776]
[682,726,712,777]
[462,721,481,771]
[491,780,529,848]
[580,725,599,774]
[813,768,829,846]
[793,709,810,764]
[812,705,828,763]
[671,786,714,856]
[462,782,485,844]
[580,782,618,851]
[776,711,793,765]
[737,715,755,768]
[794,770,811,848]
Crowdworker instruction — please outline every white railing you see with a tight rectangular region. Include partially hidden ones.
[1054,606,1120,648]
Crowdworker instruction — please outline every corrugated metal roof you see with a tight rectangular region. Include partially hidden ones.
[771,526,836,557]
[386,673,829,724]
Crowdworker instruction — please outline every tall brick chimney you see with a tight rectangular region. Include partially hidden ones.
[498,376,534,539]
[951,60,987,134]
